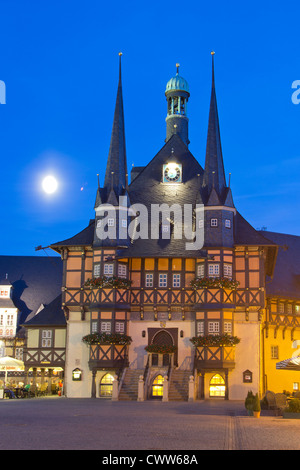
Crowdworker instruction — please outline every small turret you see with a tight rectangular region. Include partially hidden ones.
[165,64,190,146]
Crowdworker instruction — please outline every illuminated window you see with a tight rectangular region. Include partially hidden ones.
[293,382,299,391]
[271,346,279,359]
[209,374,225,397]
[100,373,114,397]
[287,304,293,314]
[0,289,9,298]
[224,322,232,333]
[152,375,164,398]
[278,303,284,314]
[225,219,231,228]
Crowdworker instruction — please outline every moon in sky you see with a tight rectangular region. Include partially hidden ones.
[42,175,58,194]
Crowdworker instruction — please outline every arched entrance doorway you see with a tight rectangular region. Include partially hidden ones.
[100,373,114,397]
[151,374,164,398]
[151,330,175,366]
[209,373,226,397]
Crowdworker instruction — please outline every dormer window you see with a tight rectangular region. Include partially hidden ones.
[108,218,115,227]
[210,218,218,227]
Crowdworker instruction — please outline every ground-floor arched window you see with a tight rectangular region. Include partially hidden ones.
[100,373,114,397]
[209,374,225,397]
[152,374,164,398]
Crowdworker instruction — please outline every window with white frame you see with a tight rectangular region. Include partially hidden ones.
[223,264,232,279]
[210,218,218,227]
[94,264,101,277]
[159,273,167,288]
[145,273,154,288]
[173,274,180,288]
[225,219,231,228]
[42,330,52,348]
[118,264,127,278]
[121,219,127,228]
[197,321,204,336]
[224,322,232,334]
[208,321,220,335]
[100,322,111,333]
[104,264,114,276]
[115,322,125,333]
[108,218,115,226]
[208,264,220,277]
[91,321,98,333]
[197,264,205,278]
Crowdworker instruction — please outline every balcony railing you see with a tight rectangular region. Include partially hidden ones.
[63,286,264,309]
[88,343,129,369]
[194,346,236,370]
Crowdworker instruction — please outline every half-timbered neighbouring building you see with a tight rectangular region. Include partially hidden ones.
[0,255,62,388]
[50,54,300,400]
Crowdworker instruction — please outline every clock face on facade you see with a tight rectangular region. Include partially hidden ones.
[163,163,182,183]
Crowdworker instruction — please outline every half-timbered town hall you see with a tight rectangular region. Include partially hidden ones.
[35,53,300,401]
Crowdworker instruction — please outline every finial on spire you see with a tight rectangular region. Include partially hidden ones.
[211,51,215,55]
[176,63,180,74]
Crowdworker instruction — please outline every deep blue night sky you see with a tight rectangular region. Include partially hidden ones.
[0,0,299,256]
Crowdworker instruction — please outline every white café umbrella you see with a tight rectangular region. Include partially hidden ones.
[0,356,24,388]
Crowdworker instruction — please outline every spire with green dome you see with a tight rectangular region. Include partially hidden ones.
[165,64,190,146]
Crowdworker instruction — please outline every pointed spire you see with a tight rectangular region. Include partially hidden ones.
[203,52,226,198]
[103,52,127,197]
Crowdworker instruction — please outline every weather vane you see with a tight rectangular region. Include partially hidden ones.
[176,63,180,73]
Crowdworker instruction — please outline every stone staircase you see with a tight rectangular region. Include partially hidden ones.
[118,369,143,401]
[168,370,191,401]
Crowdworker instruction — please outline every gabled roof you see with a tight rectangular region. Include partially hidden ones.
[0,256,62,328]
[260,231,300,300]
[51,219,95,250]
[118,134,207,258]
[234,212,277,247]
[23,294,65,327]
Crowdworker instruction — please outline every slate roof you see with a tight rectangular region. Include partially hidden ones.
[260,231,300,300]
[0,256,62,329]
[51,219,95,250]
[23,294,65,327]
